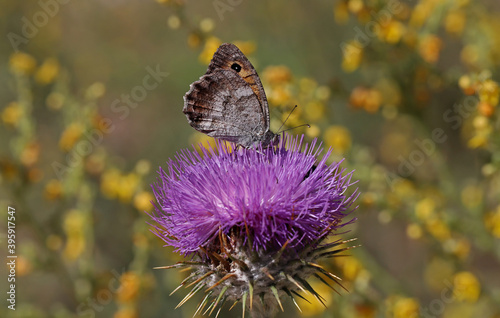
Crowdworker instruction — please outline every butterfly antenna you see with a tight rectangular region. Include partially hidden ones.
[279,123,311,133]
[277,105,310,134]
[277,105,298,133]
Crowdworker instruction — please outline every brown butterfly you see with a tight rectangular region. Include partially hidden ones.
[183,43,278,148]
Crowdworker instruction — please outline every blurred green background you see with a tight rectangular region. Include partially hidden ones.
[1,0,500,317]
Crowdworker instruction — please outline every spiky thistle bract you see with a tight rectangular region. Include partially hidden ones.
[149,134,359,317]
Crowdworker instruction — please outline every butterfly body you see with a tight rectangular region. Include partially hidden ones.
[183,43,278,148]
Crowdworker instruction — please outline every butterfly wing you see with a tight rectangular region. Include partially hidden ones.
[183,69,267,144]
[183,43,274,146]
[205,43,270,130]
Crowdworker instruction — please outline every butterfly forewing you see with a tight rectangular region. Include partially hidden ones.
[183,43,277,148]
[206,44,270,127]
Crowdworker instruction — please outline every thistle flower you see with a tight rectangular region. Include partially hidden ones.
[149,134,358,317]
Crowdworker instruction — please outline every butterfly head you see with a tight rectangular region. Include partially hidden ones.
[262,130,280,148]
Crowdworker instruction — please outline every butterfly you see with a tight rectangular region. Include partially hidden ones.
[183,43,278,148]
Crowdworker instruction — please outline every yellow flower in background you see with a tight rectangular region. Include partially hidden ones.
[59,123,84,152]
[426,218,451,241]
[472,115,490,133]
[199,36,222,64]
[85,82,106,100]
[134,159,151,176]
[406,223,423,239]
[304,101,325,122]
[35,58,60,85]
[263,65,293,86]
[445,10,466,35]
[450,238,471,260]
[323,125,352,154]
[16,256,33,277]
[187,32,201,49]
[458,74,477,95]
[63,209,85,234]
[1,102,23,127]
[460,184,483,210]
[467,134,488,149]
[478,79,499,106]
[376,78,401,108]
[418,34,442,63]
[468,115,492,149]
[44,179,63,200]
[415,198,436,221]
[199,18,215,33]
[46,92,65,110]
[116,272,141,303]
[299,77,318,93]
[167,15,181,29]
[232,40,256,56]
[393,179,417,200]
[349,87,382,113]
[453,271,480,302]
[484,206,500,238]
[391,296,419,318]
[347,0,364,14]
[424,258,454,291]
[341,40,363,72]
[334,1,349,24]
[350,86,368,109]
[63,209,86,261]
[114,308,138,318]
[410,1,436,28]
[361,191,377,207]
[315,85,331,101]
[101,169,122,199]
[268,85,292,107]
[376,20,406,44]
[295,280,333,316]
[85,152,106,176]
[20,142,40,167]
[133,191,154,212]
[189,132,217,149]
[117,173,140,203]
[306,124,320,138]
[477,101,495,117]
[335,255,364,282]
[364,89,383,113]
[460,44,479,66]
[188,132,237,156]
[9,52,36,74]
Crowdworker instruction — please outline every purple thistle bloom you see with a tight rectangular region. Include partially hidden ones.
[149,134,357,255]
[149,134,359,316]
